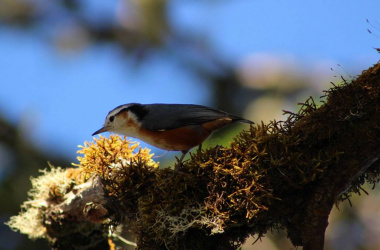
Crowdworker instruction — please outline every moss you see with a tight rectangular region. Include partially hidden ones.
[7,63,380,249]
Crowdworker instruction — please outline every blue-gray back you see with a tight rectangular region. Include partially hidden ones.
[135,104,252,131]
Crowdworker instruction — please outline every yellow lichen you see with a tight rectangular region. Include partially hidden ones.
[72,135,159,202]
[74,134,158,174]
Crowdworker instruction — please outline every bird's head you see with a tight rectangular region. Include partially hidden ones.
[92,103,146,137]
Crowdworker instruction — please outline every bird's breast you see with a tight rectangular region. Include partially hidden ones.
[118,117,235,151]
[138,125,210,151]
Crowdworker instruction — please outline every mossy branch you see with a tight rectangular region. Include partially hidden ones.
[7,62,380,250]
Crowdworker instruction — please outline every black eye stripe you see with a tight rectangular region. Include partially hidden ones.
[123,104,148,122]
[107,103,148,123]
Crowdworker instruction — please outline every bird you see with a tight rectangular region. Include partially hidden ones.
[92,103,254,171]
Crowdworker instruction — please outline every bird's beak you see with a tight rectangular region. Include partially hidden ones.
[92,127,108,136]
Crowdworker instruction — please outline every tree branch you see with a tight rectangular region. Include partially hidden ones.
[7,62,380,249]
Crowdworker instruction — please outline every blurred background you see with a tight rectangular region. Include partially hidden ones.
[0,0,379,249]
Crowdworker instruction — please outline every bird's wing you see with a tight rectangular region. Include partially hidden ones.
[140,104,248,131]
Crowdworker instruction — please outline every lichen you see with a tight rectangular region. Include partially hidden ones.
[6,166,76,239]
[6,135,158,248]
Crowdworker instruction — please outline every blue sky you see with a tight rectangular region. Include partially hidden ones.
[0,0,379,162]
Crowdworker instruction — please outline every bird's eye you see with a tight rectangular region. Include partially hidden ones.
[109,116,115,122]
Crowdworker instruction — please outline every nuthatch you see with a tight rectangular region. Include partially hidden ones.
[92,103,254,170]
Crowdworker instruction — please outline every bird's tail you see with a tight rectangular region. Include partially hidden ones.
[230,115,254,124]
[238,119,254,124]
